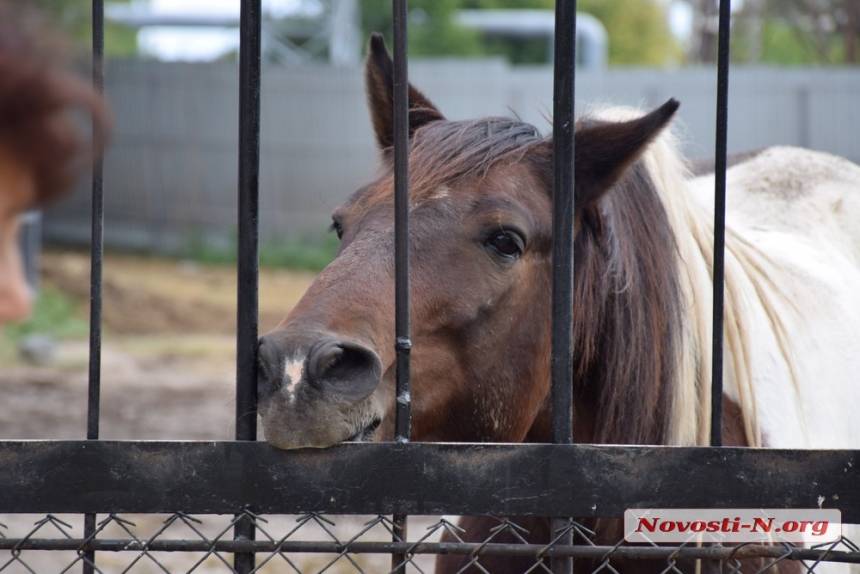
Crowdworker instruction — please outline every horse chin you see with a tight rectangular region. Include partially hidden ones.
[259,391,385,450]
[342,416,382,443]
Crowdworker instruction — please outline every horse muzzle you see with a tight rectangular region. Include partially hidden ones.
[256,332,384,449]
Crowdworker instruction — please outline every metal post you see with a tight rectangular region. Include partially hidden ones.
[234,0,262,571]
[83,0,105,572]
[710,0,732,448]
[551,1,577,573]
[87,0,105,452]
[392,0,411,446]
[392,0,412,570]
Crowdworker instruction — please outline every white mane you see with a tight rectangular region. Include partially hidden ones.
[590,107,813,448]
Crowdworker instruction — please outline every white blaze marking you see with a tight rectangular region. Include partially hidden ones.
[283,358,304,397]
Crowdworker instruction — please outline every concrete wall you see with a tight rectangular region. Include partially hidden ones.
[45,60,860,252]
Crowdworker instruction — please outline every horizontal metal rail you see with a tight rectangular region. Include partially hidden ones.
[0,539,858,564]
[0,442,857,519]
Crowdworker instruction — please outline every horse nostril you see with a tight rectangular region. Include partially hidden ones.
[311,343,363,381]
[307,340,382,401]
[257,336,285,399]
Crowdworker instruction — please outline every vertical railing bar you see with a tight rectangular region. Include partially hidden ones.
[83,1,105,572]
[392,0,411,570]
[234,0,262,572]
[87,0,104,445]
[550,0,576,446]
[392,0,412,444]
[550,1,576,573]
[710,0,732,448]
[235,0,261,443]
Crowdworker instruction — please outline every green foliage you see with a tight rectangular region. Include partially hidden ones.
[577,0,681,66]
[12,0,138,57]
[361,0,679,66]
[360,0,485,58]
[181,229,340,273]
[688,0,860,65]
[464,0,553,7]
[258,233,341,272]
[732,18,849,65]
[3,288,89,347]
[179,228,238,267]
[759,20,822,64]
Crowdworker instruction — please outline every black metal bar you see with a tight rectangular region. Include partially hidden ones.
[82,513,96,574]
[391,513,407,573]
[551,1,577,572]
[87,0,104,450]
[235,0,261,444]
[84,1,105,573]
[391,2,411,571]
[392,0,412,447]
[3,442,855,519]
[1,539,858,564]
[550,0,576,447]
[235,0,262,572]
[710,0,732,448]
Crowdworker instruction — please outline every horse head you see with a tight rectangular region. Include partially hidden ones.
[257,34,680,449]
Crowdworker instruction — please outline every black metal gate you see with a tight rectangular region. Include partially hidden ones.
[1,1,858,573]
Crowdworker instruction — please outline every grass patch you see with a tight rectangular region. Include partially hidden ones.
[3,287,89,348]
[181,230,339,272]
[258,233,340,271]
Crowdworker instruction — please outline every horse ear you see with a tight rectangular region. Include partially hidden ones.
[365,33,445,150]
[574,99,680,208]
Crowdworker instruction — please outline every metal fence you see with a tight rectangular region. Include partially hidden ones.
[2,1,860,573]
[1,443,859,572]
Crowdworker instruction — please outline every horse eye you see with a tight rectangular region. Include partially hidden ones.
[485,231,524,260]
[330,219,344,240]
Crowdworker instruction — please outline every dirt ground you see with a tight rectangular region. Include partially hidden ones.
[0,250,442,573]
[40,250,316,337]
[1,250,318,441]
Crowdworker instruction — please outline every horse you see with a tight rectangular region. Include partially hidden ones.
[0,1,109,323]
[257,34,860,573]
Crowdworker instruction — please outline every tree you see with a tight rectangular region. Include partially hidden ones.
[576,0,681,65]
[12,0,138,57]
[686,0,860,65]
[360,0,486,58]
[361,0,680,66]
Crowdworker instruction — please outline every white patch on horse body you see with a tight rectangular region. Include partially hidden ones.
[733,146,855,201]
[652,138,860,574]
[684,146,860,453]
[608,103,860,471]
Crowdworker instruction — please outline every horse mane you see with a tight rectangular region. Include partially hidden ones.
[356,116,546,209]
[595,107,805,448]
[566,109,687,445]
[0,2,110,204]
[615,112,718,446]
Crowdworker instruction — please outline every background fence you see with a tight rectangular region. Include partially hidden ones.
[43,61,860,253]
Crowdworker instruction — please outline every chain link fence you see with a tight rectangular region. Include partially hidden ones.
[2,513,858,573]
